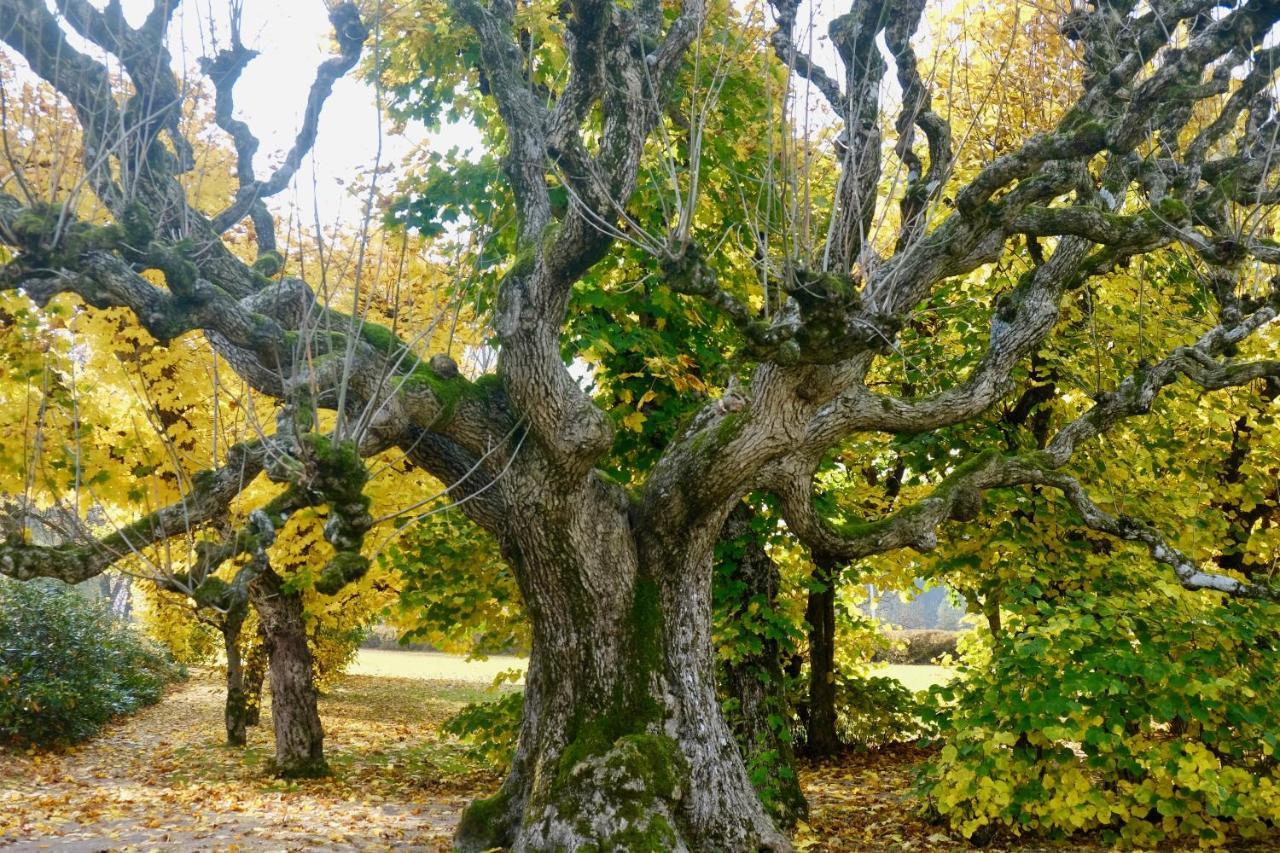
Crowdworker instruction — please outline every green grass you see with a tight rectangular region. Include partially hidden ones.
[350,649,527,684]
[875,664,953,693]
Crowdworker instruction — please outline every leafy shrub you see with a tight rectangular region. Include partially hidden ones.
[833,671,932,749]
[787,665,933,751]
[442,689,524,770]
[138,582,219,665]
[0,579,184,747]
[873,629,962,665]
[919,577,1280,848]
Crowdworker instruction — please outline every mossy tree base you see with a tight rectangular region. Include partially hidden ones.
[452,489,792,852]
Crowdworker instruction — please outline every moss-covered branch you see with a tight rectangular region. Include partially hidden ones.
[0,440,272,584]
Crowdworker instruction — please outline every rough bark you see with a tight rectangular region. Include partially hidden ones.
[720,505,808,827]
[453,479,788,851]
[222,624,250,747]
[249,567,326,778]
[803,559,841,757]
[244,622,270,728]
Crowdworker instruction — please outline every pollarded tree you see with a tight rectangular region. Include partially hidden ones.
[5,0,1280,849]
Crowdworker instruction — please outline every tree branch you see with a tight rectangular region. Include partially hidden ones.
[210,4,369,235]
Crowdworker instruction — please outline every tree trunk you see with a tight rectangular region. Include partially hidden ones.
[248,568,326,778]
[720,505,808,828]
[221,624,250,747]
[805,559,841,757]
[243,622,270,728]
[454,480,788,852]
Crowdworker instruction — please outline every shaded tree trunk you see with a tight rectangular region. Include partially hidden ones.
[720,504,808,828]
[805,558,841,757]
[243,622,270,728]
[248,567,326,778]
[221,624,250,747]
[453,480,787,852]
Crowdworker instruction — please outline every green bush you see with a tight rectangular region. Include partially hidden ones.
[0,579,184,747]
[833,671,932,749]
[787,666,933,751]
[442,689,524,770]
[918,576,1280,848]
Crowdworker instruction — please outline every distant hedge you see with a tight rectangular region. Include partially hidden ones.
[359,624,437,651]
[0,579,184,747]
[873,629,961,665]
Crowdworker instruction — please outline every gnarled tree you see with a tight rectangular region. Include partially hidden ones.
[4,0,1280,849]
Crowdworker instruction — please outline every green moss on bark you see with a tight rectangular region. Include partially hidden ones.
[455,787,515,850]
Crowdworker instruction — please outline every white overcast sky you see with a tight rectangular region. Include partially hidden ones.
[123,0,481,228]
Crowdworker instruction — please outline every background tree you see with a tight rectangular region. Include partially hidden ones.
[0,7,466,776]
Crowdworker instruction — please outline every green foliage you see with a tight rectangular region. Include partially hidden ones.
[0,579,184,747]
[309,621,366,692]
[919,570,1280,848]
[441,688,523,770]
[832,672,932,750]
[383,509,526,658]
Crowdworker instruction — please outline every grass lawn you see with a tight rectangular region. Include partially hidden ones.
[875,663,953,693]
[354,648,954,694]
[351,648,527,684]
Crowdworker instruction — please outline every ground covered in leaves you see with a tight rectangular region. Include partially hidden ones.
[0,654,1209,851]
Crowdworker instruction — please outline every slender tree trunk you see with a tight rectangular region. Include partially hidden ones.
[221,624,249,747]
[805,559,841,757]
[720,505,808,828]
[248,568,326,778]
[454,480,788,852]
[243,622,269,727]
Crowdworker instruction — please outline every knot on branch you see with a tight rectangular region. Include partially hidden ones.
[428,353,460,380]
[198,43,259,87]
[661,245,719,296]
[298,433,373,594]
[329,3,369,55]
[947,486,983,522]
[783,268,895,362]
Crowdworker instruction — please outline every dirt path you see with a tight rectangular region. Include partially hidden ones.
[0,671,497,851]
[6,659,1258,852]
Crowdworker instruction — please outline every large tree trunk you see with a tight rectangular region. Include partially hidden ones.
[720,505,808,828]
[804,559,841,757]
[221,624,250,747]
[454,479,788,852]
[248,568,326,778]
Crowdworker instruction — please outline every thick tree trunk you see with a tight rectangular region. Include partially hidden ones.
[454,480,788,852]
[720,505,808,828]
[249,568,326,778]
[221,625,250,747]
[804,560,841,757]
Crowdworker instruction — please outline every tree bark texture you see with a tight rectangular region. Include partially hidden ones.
[243,622,270,728]
[249,568,326,778]
[221,624,249,747]
[452,478,789,851]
